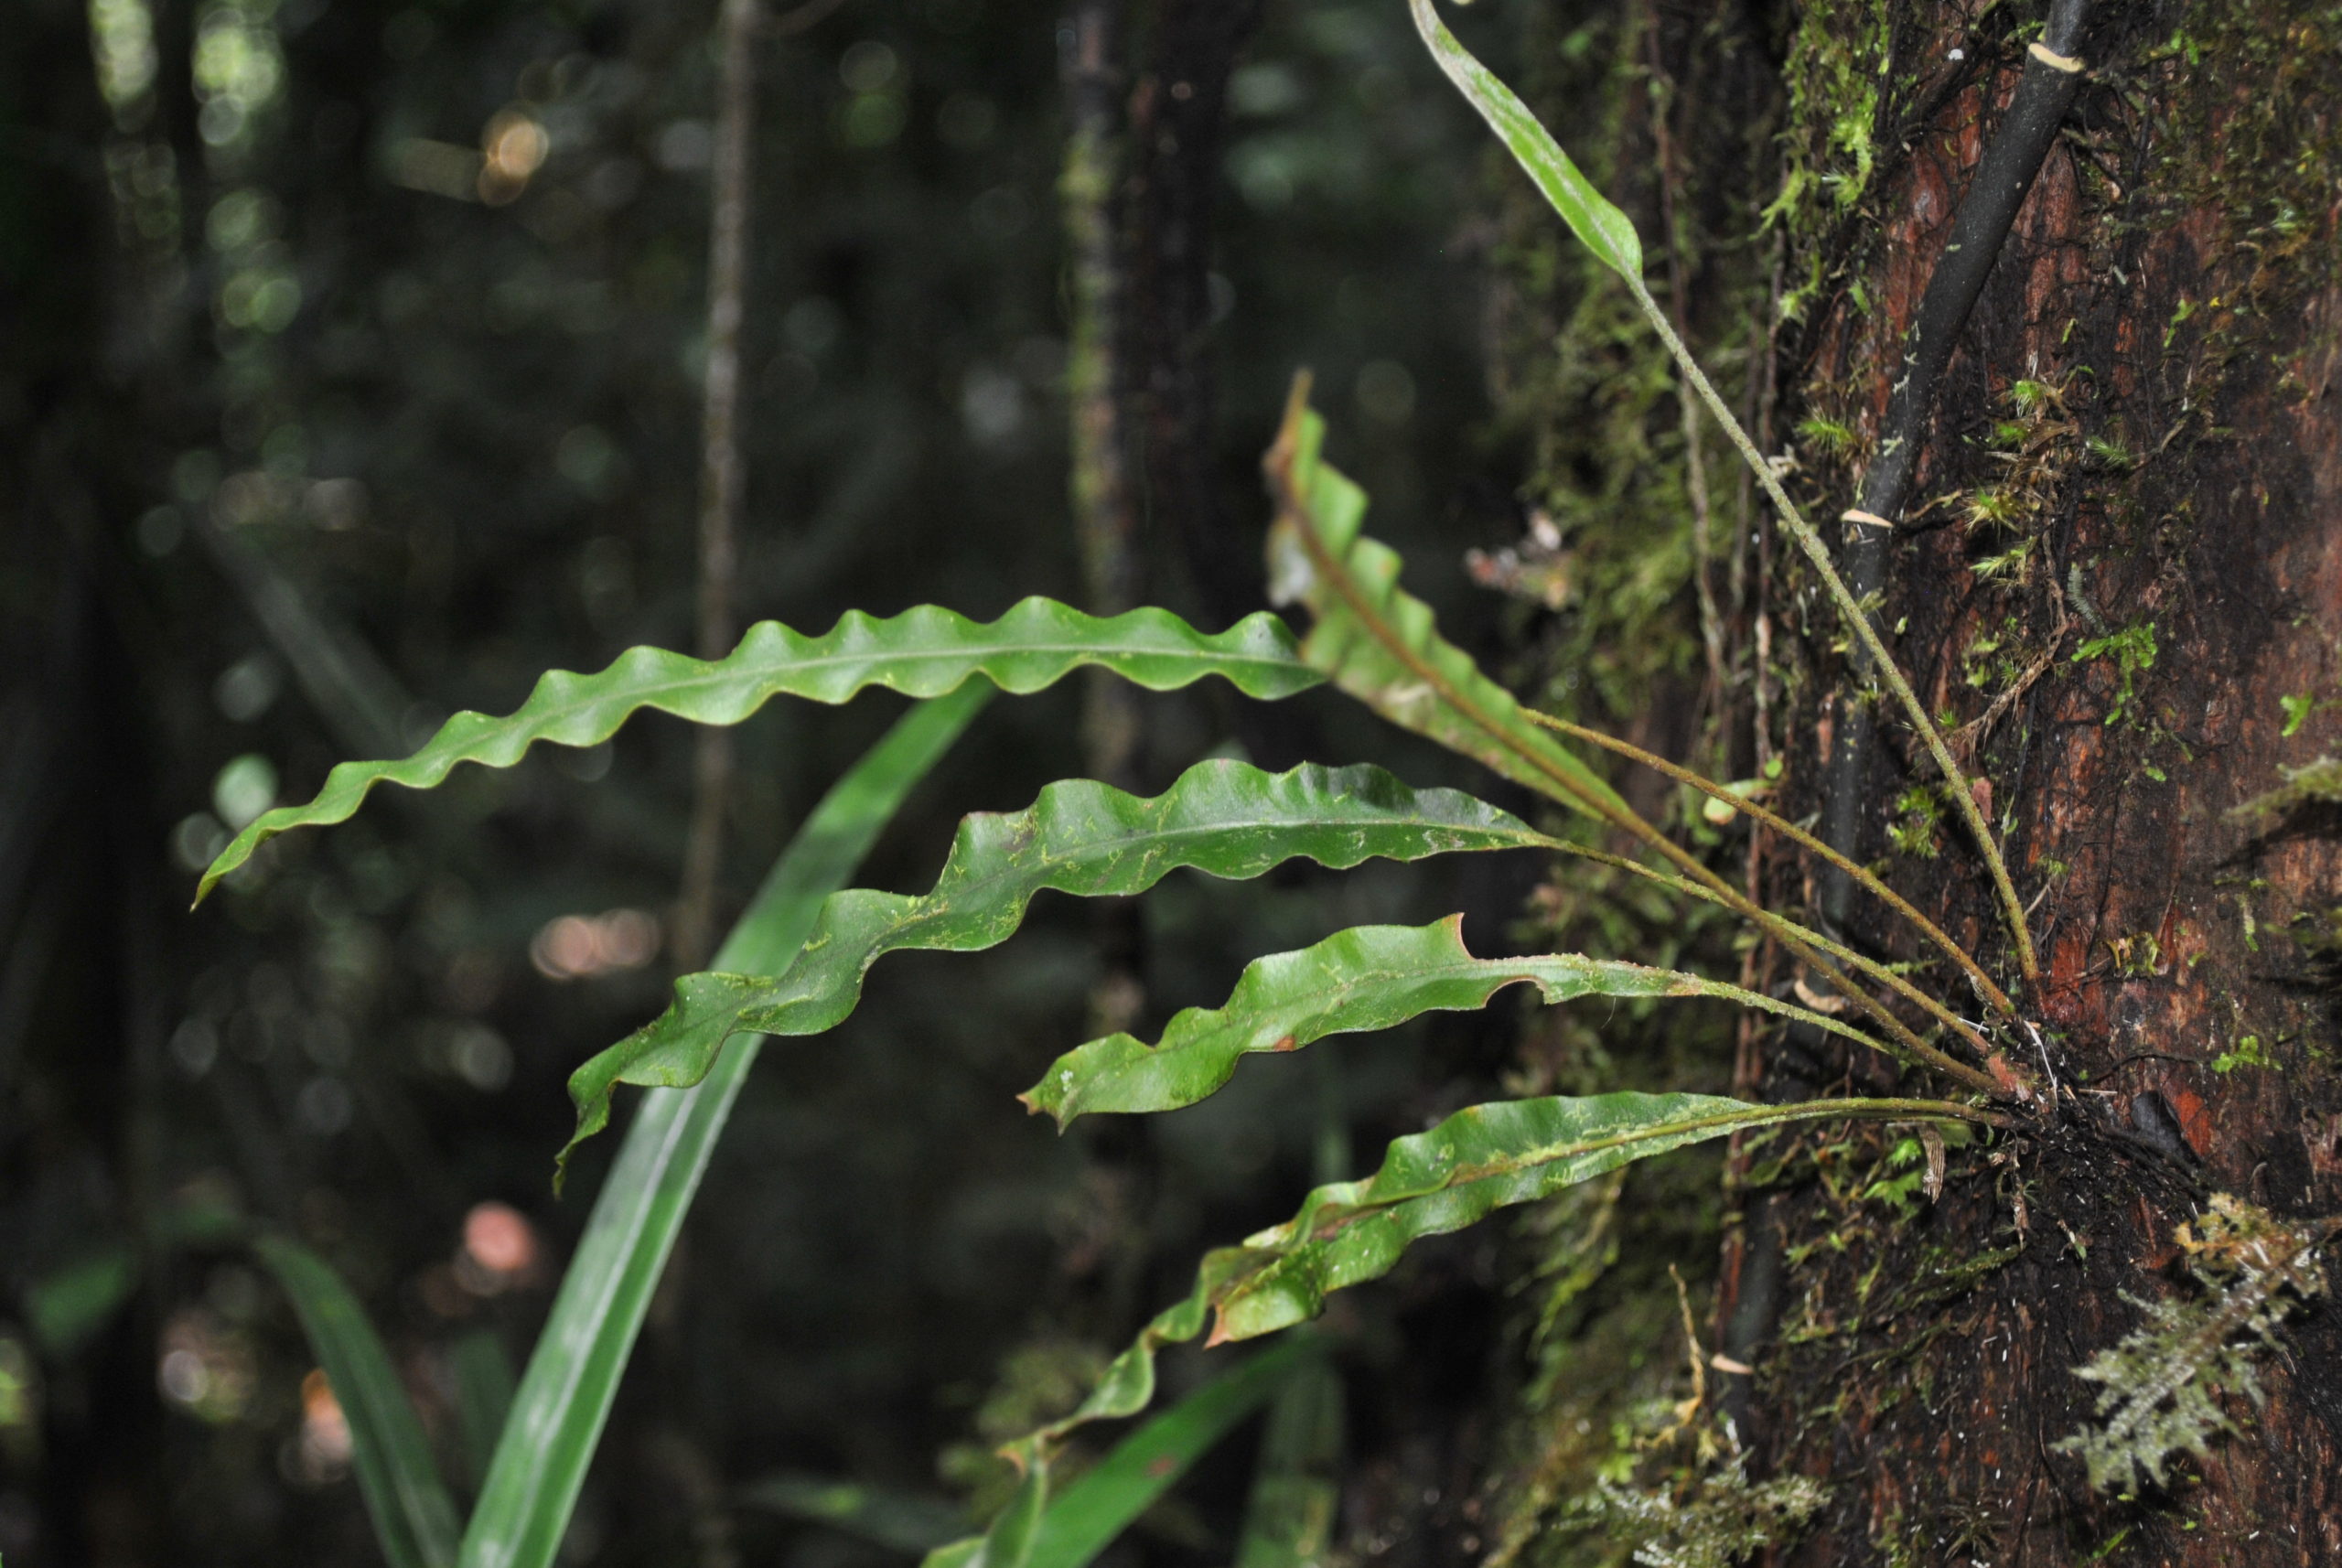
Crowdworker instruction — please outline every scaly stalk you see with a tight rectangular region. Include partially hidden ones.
[1542,837,1999,1062]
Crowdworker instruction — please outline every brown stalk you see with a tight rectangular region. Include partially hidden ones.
[1528,711,2017,1019]
[1542,840,1996,1059]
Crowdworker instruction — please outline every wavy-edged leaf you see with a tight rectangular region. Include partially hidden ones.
[557,762,1550,1177]
[1024,916,1885,1126]
[196,600,1320,900]
[465,686,989,1568]
[1406,0,1640,279]
[254,1234,462,1568]
[999,1093,1976,1463]
[1263,391,1628,823]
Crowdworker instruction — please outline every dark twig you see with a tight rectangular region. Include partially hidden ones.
[1819,0,2093,951]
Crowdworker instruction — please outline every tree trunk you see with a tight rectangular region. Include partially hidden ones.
[1488,0,2342,1560]
[1743,0,2342,1554]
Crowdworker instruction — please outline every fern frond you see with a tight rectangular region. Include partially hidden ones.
[555,762,1549,1179]
[997,1093,1985,1470]
[1024,915,1888,1125]
[196,600,1321,899]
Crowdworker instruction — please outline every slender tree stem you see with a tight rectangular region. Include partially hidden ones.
[677,0,762,970]
[1821,5,2088,957]
[1062,0,1141,789]
[1060,0,1146,1039]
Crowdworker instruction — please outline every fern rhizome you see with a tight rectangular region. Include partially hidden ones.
[188,4,2332,1565]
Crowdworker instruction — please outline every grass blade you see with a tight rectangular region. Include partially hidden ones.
[1233,1359,1343,1568]
[924,1341,1318,1568]
[253,1234,462,1568]
[196,601,1318,900]
[461,683,991,1568]
[448,1329,517,1491]
[556,763,1550,1176]
[1024,916,1885,1125]
[737,1474,971,1554]
[1025,1340,1317,1568]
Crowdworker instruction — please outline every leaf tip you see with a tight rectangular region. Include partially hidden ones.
[1014,1087,1076,1132]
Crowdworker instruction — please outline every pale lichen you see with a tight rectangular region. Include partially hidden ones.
[2054,1194,2336,1494]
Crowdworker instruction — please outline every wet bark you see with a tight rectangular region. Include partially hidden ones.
[1724,0,2342,1557]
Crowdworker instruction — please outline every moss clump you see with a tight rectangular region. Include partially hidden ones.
[1583,1460,1828,1568]
[2228,755,2342,822]
[1764,0,1889,320]
[2055,1195,2335,1494]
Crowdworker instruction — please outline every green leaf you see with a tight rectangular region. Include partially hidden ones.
[1263,391,1629,823]
[557,762,1549,1176]
[463,685,990,1568]
[25,1244,135,1359]
[196,600,1319,900]
[447,1329,517,1491]
[253,1235,462,1568]
[1025,1342,1317,1568]
[1004,1093,1974,1460]
[1234,1359,1343,1568]
[923,1342,1318,1568]
[1024,916,1885,1126]
[740,1475,971,1555]
[1406,0,1641,280]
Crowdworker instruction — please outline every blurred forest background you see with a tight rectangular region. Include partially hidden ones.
[4,0,1740,1560]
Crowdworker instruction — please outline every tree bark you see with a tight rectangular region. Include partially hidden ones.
[1727,0,2342,1557]
[1482,0,2342,1560]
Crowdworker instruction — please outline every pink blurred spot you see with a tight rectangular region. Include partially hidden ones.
[463,1201,536,1275]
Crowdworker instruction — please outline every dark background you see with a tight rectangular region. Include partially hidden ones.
[0,0,1608,1561]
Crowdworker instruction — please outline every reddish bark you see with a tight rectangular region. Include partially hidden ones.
[1738,0,2342,1557]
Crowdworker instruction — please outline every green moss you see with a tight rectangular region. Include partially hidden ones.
[2071,621,2159,728]
[1764,0,1889,319]
[2210,1035,2275,1073]
[2055,1195,2334,1494]
[2152,0,2342,302]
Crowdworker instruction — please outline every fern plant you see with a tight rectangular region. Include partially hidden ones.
[194,8,2048,1567]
